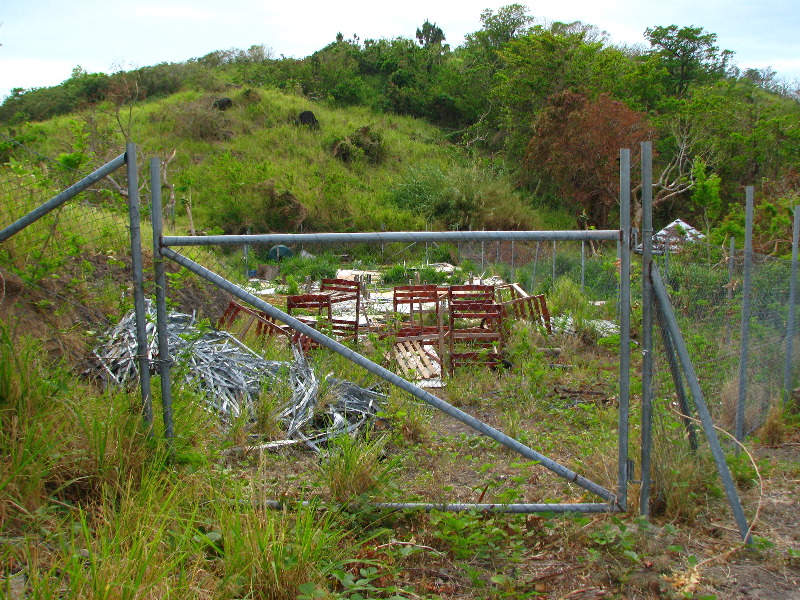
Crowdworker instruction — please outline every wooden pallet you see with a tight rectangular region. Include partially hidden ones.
[390,339,443,388]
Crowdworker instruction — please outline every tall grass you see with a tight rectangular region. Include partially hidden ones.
[0,327,66,531]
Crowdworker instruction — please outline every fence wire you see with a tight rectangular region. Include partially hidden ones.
[652,239,799,437]
[0,136,134,363]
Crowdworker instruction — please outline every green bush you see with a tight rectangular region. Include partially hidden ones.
[390,162,536,231]
[278,252,340,282]
[331,124,386,164]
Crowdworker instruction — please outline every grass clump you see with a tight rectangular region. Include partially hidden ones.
[220,503,353,600]
[320,433,399,504]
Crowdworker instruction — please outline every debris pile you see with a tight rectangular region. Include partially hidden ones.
[278,347,387,451]
[93,303,386,445]
[93,301,283,419]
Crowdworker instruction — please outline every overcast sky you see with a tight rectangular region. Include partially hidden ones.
[2,0,799,101]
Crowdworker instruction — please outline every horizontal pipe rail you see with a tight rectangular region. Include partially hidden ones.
[368,502,620,514]
[162,246,618,505]
[0,153,127,243]
[163,229,622,247]
[254,501,620,514]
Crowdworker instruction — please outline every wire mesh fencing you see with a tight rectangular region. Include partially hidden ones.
[166,235,626,345]
[0,136,137,365]
[652,239,799,438]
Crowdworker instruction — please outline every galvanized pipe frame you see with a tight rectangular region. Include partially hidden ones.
[255,500,619,514]
[735,187,755,445]
[639,142,654,516]
[154,173,634,514]
[617,149,632,512]
[162,230,620,247]
[160,245,620,510]
[651,264,752,542]
[150,157,174,443]
[126,144,154,429]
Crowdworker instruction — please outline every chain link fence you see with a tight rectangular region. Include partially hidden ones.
[652,237,799,438]
[0,136,135,365]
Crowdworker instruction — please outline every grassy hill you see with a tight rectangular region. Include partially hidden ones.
[1,47,799,600]
[16,85,566,240]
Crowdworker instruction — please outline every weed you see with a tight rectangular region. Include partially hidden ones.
[320,433,400,504]
[756,402,789,445]
[221,503,352,600]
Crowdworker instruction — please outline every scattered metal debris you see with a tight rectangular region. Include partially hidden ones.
[277,346,387,451]
[93,302,386,447]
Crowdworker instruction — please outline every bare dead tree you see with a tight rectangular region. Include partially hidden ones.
[632,116,717,227]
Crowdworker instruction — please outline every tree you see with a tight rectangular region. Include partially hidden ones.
[643,25,732,96]
[525,91,654,229]
[691,157,722,234]
[470,4,534,53]
[416,21,445,47]
[489,24,629,160]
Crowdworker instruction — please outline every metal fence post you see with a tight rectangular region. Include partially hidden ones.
[552,240,557,286]
[736,187,754,446]
[640,141,654,516]
[125,143,153,427]
[150,157,175,446]
[785,206,800,405]
[617,148,632,511]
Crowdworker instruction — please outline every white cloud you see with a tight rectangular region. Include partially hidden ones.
[0,58,75,99]
[131,4,215,21]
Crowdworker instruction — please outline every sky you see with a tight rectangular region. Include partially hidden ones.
[2,0,799,101]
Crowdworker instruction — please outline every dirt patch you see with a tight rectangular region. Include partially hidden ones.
[0,251,229,371]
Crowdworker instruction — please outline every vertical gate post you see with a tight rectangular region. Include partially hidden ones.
[150,157,175,446]
[617,148,632,510]
[125,143,153,427]
[736,187,754,445]
[640,141,654,516]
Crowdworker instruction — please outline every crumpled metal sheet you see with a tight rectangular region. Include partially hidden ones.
[93,301,386,447]
[277,345,387,450]
[92,300,283,420]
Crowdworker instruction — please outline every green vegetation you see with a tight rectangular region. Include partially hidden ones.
[2,5,798,249]
[1,6,799,598]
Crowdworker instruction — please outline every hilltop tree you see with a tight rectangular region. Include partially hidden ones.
[416,21,445,47]
[488,23,630,159]
[644,25,733,96]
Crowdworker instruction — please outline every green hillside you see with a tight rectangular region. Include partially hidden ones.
[3,4,799,251]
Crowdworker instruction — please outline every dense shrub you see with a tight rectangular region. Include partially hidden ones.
[390,163,536,231]
[331,125,386,164]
